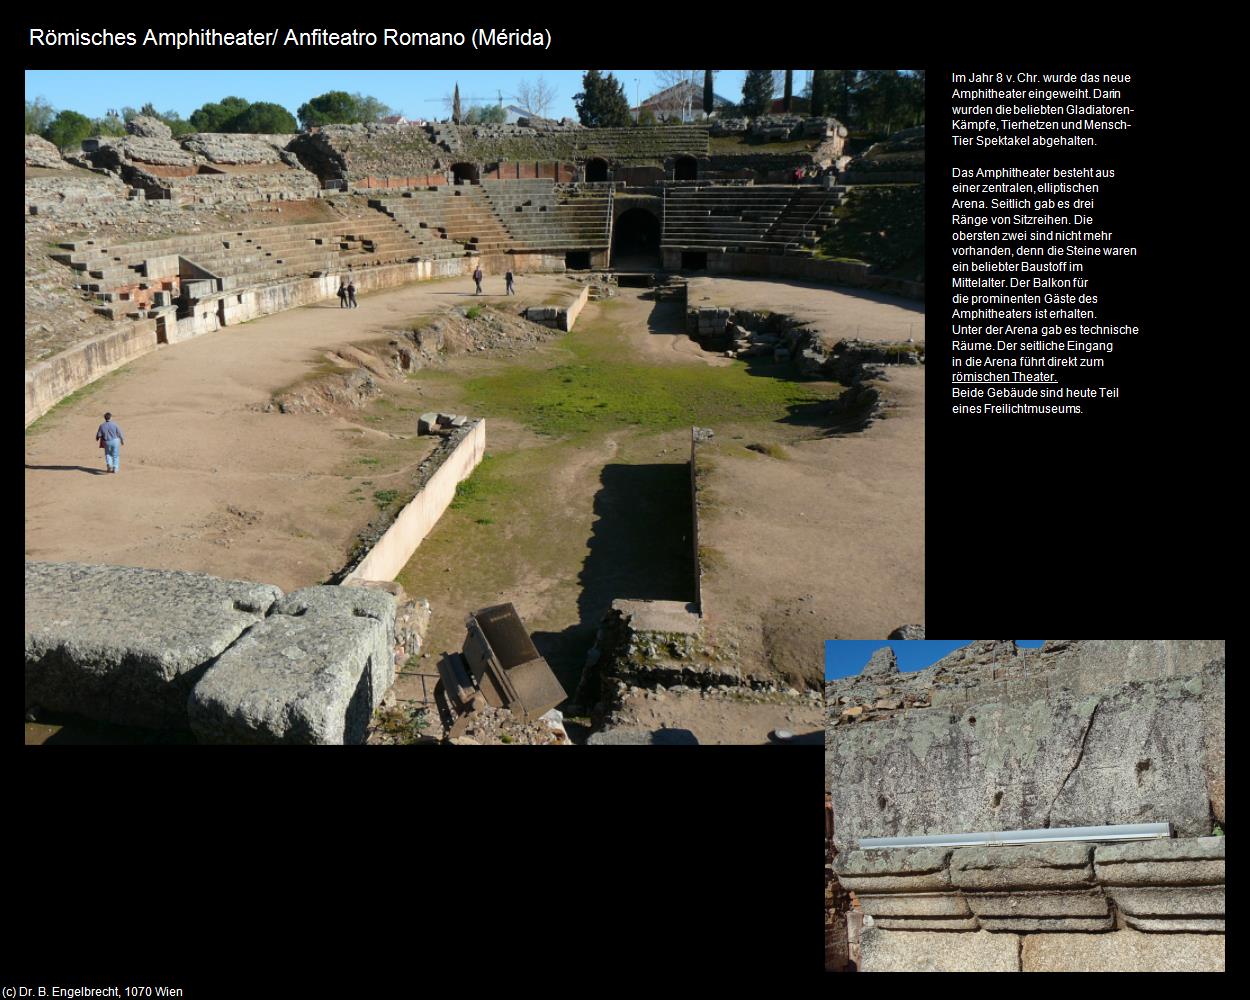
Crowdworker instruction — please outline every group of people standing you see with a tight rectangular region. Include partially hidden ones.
[473,266,515,296]
[337,279,358,308]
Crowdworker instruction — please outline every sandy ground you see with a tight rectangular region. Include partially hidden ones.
[700,365,925,686]
[24,273,578,591]
[689,275,924,343]
[610,689,824,746]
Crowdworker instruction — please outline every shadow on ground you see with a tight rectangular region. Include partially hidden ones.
[532,461,695,699]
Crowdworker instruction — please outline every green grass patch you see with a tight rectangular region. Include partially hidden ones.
[358,456,380,466]
[465,305,483,320]
[373,489,400,507]
[461,317,831,436]
[449,453,510,513]
[814,184,924,281]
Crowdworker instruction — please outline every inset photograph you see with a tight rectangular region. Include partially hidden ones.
[825,639,1225,972]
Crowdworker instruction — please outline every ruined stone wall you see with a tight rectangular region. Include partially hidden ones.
[341,418,486,584]
[25,562,430,744]
[827,639,1226,971]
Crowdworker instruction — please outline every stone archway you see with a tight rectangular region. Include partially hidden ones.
[674,155,698,181]
[612,206,661,268]
[585,158,609,183]
[451,162,479,185]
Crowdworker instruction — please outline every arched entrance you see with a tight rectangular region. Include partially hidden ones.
[612,207,661,268]
[674,156,698,181]
[585,158,609,183]
[451,162,479,185]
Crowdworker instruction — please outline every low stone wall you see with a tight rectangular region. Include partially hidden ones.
[840,838,1225,972]
[25,252,565,427]
[25,319,159,426]
[24,560,428,744]
[342,418,486,584]
[702,251,924,301]
[523,283,590,331]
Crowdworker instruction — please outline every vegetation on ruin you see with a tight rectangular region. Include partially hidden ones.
[814,184,925,280]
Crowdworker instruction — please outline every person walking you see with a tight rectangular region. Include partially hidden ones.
[347,280,358,308]
[337,281,348,308]
[96,411,124,474]
[473,265,483,295]
[504,269,515,295]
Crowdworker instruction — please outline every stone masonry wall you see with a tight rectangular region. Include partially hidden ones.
[25,561,429,744]
[827,639,1226,971]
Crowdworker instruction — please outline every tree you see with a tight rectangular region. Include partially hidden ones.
[43,110,93,149]
[351,93,393,123]
[190,96,250,132]
[26,97,55,135]
[637,107,658,127]
[464,104,507,125]
[828,70,856,123]
[95,111,126,136]
[515,76,558,120]
[232,102,298,134]
[742,69,774,117]
[783,70,794,113]
[452,83,461,124]
[703,70,714,116]
[810,70,830,117]
[574,70,632,128]
[295,91,388,129]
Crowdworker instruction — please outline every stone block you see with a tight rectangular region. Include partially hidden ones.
[417,412,440,435]
[1202,657,1225,825]
[951,843,1094,890]
[24,561,280,729]
[188,613,386,744]
[857,891,970,918]
[860,928,1019,972]
[272,585,398,699]
[1021,928,1224,972]
[964,888,1109,918]
[835,848,952,893]
[1094,836,1224,886]
[1106,885,1225,932]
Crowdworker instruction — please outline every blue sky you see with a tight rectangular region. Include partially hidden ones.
[24,69,758,122]
[825,641,1047,680]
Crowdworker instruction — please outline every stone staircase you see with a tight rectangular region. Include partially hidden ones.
[479,180,612,251]
[53,215,432,318]
[662,184,845,255]
[372,187,515,255]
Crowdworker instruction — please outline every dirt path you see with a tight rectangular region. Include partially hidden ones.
[24,273,577,592]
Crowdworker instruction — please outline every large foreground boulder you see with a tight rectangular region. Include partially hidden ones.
[188,612,388,744]
[24,561,280,729]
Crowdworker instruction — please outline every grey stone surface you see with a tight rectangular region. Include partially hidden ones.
[951,843,1094,890]
[1202,657,1225,824]
[857,892,970,917]
[964,889,1109,918]
[835,848,952,893]
[1094,836,1224,885]
[126,115,172,139]
[979,915,1114,933]
[887,625,925,640]
[25,134,69,169]
[861,646,899,677]
[24,560,279,729]
[273,585,397,702]
[860,928,1019,972]
[871,916,980,931]
[1107,884,1224,926]
[1021,928,1224,972]
[829,659,1217,854]
[188,613,385,744]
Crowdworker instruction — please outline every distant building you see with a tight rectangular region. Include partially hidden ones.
[379,115,410,125]
[633,80,733,122]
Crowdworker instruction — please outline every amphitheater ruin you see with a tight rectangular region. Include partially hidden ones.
[25,103,925,745]
[826,640,1226,972]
